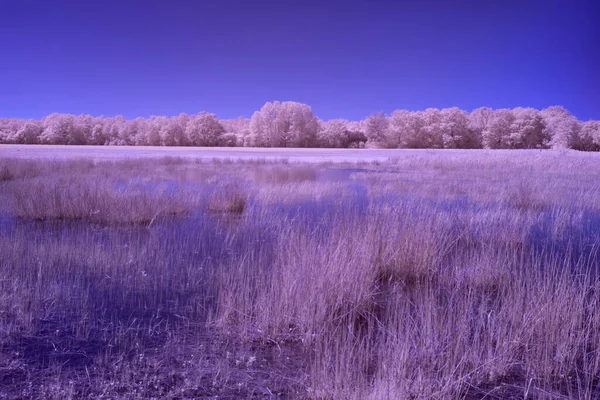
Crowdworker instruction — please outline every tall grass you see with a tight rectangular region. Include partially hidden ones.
[0,158,206,225]
[215,202,600,399]
[6,177,197,225]
[206,178,248,214]
[0,152,599,398]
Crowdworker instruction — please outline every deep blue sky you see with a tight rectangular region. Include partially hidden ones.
[1,0,598,121]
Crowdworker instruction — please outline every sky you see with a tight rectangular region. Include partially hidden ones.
[0,0,598,121]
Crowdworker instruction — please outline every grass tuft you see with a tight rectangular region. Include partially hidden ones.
[207,179,247,214]
[0,164,14,181]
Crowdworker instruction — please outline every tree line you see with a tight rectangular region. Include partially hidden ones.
[1,101,598,150]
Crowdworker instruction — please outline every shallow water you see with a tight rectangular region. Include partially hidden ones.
[2,162,599,254]
[2,164,599,280]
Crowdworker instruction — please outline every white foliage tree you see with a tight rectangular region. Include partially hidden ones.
[509,108,549,149]
[144,117,162,146]
[0,119,12,143]
[319,119,348,147]
[221,117,250,146]
[14,120,43,144]
[389,110,425,148]
[90,119,108,145]
[118,117,140,146]
[40,113,76,144]
[469,107,493,147]
[318,119,367,148]
[541,106,580,149]
[578,121,600,151]
[250,101,318,147]
[363,112,390,147]
[419,109,444,149]
[185,111,225,146]
[482,109,515,149]
[439,108,478,149]
[157,117,185,146]
[105,116,127,146]
[0,104,596,151]
[71,115,93,145]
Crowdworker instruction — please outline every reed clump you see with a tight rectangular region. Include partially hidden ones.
[6,177,194,225]
[0,164,13,181]
[206,179,248,215]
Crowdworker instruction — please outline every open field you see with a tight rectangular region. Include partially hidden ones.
[1,149,600,398]
[3,144,600,163]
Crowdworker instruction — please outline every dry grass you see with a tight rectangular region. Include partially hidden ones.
[6,177,196,225]
[1,151,600,398]
[0,165,13,181]
[206,178,248,214]
[0,158,205,225]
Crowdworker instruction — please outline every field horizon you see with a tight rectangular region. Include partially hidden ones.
[0,144,594,163]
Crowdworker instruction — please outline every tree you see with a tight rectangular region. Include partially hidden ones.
[221,117,250,146]
[509,108,549,149]
[319,119,347,147]
[105,116,127,145]
[14,120,42,144]
[363,112,390,147]
[90,118,108,145]
[439,107,479,149]
[482,109,515,149]
[127,118,149,145]
[285,102,319,147]
[145,117,163,146]
[117,117,140,146]
[578,121,600,151]
[0,119,13,143]
[185,112,225,146]
[418,109,444,148]
[318,119,367,148]
[40,113,76,144]
[70,115,93,145]
[541,106,580,149]
[250,101,319,147]
[389,110,424,148]
[157,117,185,146]
[469,107,493,147]
[392,109,474,149]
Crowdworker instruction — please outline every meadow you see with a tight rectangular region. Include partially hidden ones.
[1,148,600,399]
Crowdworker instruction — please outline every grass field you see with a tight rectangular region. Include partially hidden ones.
[1,148,600,399]
[4,144,598,163]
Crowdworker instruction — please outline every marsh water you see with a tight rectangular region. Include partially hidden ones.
[2,166,599,283]
[2,164,600,266]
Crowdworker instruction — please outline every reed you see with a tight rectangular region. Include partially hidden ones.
[0,151,599,398]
